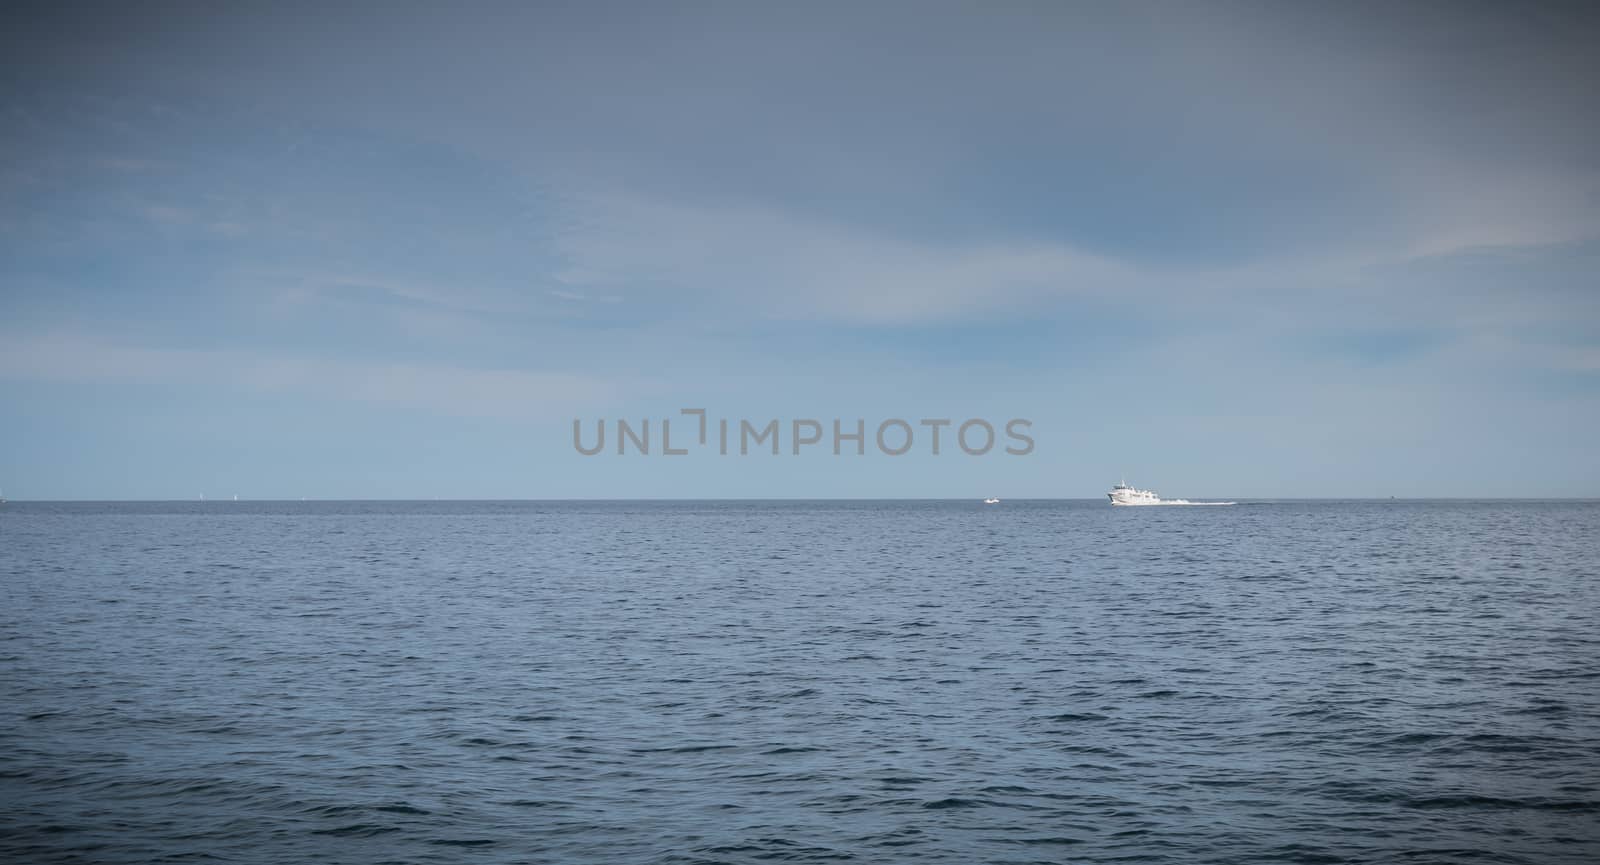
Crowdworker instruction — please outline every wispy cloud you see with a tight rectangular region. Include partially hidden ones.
[546,186,1597,347]
[552,193,1134,325]
[0,333,618,419]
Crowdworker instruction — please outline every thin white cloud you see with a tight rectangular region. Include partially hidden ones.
[0,333,617,419]
[552,193,1134,325]
[1397,165,1600,260]
[544,186,1596,343]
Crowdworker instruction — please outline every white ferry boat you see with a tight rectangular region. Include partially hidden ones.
[1108,480,1165,505]
[1107,479,1233,506]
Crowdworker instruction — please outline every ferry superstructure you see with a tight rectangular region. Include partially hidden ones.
[1108,480,1164,505]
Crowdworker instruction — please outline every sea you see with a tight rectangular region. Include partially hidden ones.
[1,500,1597,864]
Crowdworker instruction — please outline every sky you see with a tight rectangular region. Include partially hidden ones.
[1,0,1597,499]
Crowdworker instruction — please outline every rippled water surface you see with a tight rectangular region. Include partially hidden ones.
[2,500,1598,863]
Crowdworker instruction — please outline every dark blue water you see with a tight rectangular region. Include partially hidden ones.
[2,500,1597,864]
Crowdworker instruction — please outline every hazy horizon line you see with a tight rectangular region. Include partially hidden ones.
[4,497,1597,504]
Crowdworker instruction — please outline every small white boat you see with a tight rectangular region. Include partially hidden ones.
[983,497,1000,504]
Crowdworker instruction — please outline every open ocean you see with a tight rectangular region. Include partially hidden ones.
[1,499,1597,864]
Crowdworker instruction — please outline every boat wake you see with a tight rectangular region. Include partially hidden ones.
[1118,499,1236,506]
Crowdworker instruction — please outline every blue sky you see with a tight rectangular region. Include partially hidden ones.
[2,1,1597,499]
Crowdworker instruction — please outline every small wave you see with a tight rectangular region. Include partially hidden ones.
[632,744,738,754]
[700,838,850,859]
[311,824,400,838]
[1404,795,1599,812]
[374,803,431,815]
[1509,702,1569,716]
[1376,732,1451,746]
[921,797,992,810]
